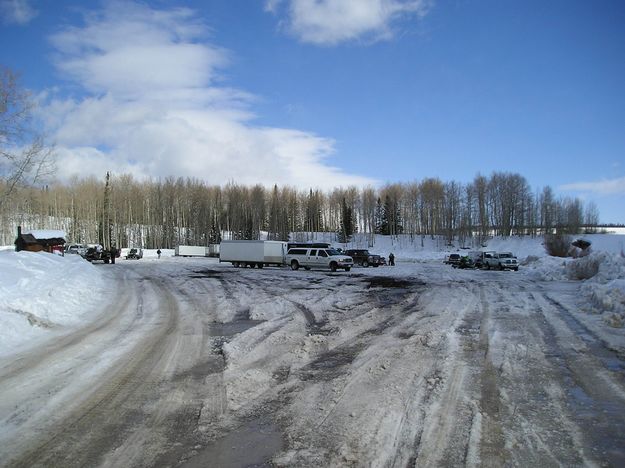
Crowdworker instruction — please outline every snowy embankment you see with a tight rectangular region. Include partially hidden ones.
[0,251,110,357]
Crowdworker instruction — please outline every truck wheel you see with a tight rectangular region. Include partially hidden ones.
[291,261,299,271]
[104,258,110,264]
[345,267,351,272]
[304,266,311,270]
[330,262,337,272]
[258,263,264,269]
[362,261,369,268]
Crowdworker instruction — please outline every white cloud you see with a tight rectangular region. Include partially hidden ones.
[0,0,37,25]
[559,176,625,195]
[43,1,375,190]
[266,0,430,45]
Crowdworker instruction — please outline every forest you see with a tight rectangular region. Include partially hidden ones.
[0,67,600,250]
[0,171,599,249]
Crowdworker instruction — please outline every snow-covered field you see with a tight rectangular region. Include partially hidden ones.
[1,233,624,466]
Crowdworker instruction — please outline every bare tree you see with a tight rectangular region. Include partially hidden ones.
[0,66,55,214]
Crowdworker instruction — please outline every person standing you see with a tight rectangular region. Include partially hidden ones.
[389,252,395,266]
[157,248,162,259]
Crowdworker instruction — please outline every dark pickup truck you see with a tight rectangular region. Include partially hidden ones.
[344,249,384,268]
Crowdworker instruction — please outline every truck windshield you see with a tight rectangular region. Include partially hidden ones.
[326,248,342,256]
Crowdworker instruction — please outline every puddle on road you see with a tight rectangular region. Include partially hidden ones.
[189,269,231,279]
[300,343,363,381]
[207,320,263,337]
[365,276,412,289]
[183,416,284,468]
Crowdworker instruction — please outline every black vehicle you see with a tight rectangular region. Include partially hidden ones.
[126,248,143,260]
[344,249,383,268]
[452,255,476,269]
[83,245,117,264]
[444,253,461,266]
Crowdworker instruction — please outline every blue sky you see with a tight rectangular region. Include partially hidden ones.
[1,0,624,223]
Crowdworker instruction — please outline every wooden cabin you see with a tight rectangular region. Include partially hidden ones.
[14,226,66,254]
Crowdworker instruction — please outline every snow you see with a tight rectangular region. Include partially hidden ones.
[0,250,109,357]
[22,229,67,240]
[1,232,625,465]
[1,232,624,358]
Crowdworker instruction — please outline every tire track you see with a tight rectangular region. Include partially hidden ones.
[7,278,180,468]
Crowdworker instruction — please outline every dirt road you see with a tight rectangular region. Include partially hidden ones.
[1,259,624,467]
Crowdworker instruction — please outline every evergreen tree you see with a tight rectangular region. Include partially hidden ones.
[337,198,355,243]
[374,197,385,234]
[268,184,281,240]
[377,195,403,235]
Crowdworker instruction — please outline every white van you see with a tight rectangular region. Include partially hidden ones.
[286,247,353,272]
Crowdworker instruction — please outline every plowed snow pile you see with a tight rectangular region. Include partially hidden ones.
[0,250,109,357]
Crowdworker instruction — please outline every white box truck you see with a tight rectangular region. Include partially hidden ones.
[175,245,208,257]
[219,240,287,268]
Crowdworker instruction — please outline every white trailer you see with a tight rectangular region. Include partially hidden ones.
[175,245,208,257]
[219,240,287,268]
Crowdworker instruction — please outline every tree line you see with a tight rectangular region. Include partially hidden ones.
[0,171,599,248]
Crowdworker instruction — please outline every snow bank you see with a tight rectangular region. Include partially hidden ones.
[571,253,625,328]
[0,250,109,357]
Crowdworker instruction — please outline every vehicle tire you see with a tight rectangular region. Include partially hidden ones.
[258,263,264,269]
[330,262,337,272]
[362,261,369,268]
[345,267,351,272]
[498,263,503,271]
[104,258,110,264]
[304,267,311,270]
[291,260,299,271]
[373,264,379,268]
[514,267,518,271]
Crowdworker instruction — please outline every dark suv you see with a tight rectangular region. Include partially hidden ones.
[344,249,383,268]
[444,253,461,266]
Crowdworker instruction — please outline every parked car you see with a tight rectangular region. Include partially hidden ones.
[82,244,116,264]
[444,253,462,266]
[286,247,353,272]
[452,255,476,269]
[64,243,86,256]
[484,251,519,271]
[344,249,384,267]
[126,248,143,260]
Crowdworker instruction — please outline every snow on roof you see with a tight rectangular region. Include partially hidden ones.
[23,230,67,240]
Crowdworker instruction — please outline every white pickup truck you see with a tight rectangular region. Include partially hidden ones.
[484,251,519,271]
